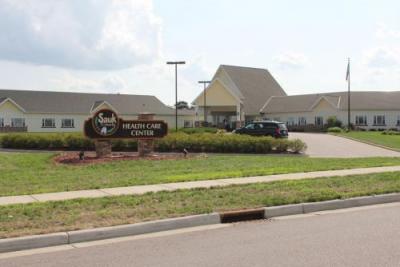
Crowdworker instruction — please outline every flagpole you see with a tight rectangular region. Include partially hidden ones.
[347,58,351,129]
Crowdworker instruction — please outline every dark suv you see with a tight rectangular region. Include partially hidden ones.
[233,121,288,138]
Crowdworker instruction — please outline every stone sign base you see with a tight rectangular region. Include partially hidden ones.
[138,139,154,157]
[138,113,155,157]
[95,140,112,158]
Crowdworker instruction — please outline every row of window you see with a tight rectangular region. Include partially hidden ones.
[42,118,75,128]
[0,118,25,127]
[284,115,391,127]
[0,118,75,128]
[355,115,386,126]
[286,117,308,126]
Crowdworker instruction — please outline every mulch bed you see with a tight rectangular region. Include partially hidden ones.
[54,152,199,165]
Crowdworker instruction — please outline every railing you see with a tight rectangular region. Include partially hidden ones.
[0,126,28,133]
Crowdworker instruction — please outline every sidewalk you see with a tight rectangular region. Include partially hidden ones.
[2,165,400,206]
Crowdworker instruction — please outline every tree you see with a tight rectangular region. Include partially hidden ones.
[175,101,190,109]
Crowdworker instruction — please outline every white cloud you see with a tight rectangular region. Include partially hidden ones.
[363,47,399,68]
[51,73,127,94]
[376,23,400,39]
[0,0,162,70]
[275,52,309,70]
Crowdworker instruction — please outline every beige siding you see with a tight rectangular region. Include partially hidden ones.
[265,104,400,130]
[194,80,238,106]
[0,100,195,132]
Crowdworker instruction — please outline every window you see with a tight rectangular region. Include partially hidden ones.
[254,123,264,129]
[11,118,25,127]
[183,120,193,128]
[355,115,367,126]
[287,117,295,126]
[315,116,323,126]
[245,123,255,129]
[373,115,385,126]
[61,118,74,128]
[42,118,55,128]
[397,116,400,126]
[298,117,307,126]
[0,118,3,127]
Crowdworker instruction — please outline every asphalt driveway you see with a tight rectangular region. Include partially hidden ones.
[290,132,400,158]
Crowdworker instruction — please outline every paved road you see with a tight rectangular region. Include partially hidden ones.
[290,132,400,157]
[2,203,400,267]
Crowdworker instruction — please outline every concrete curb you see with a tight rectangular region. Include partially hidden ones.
[0,213,220,253]
[68,213,221,244]
[0,233,68,253]
[2,193,400,253]
[264,193,400,218]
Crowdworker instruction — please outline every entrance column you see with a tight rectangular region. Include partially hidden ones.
[236,103,242,128]
[138,113,155,157]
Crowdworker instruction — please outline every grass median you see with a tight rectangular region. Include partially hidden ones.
[335,131,400,150]
[1,171,400,238]
[2,152,400,196]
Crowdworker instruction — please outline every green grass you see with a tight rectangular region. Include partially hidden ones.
[2,152,400,197]
[336,131,400,150]
[2,171,400,238]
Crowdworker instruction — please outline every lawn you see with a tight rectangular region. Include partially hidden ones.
[1,171,400,238]
[2,152,400,196]
[336,131,400,150]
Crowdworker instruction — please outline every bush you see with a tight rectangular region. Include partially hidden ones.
[155,132,306,154]
[178,127,219,134]
[0,132,307,154]
[288,139,307,153]
[326,116,342,128]
[382,130,400,135]
[327,127,343,133]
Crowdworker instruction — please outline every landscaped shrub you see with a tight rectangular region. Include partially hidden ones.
[288,139,307,153]
[327,127,343,133]
[0,132,306,154]
[382,130,400,135]
[178,127,219,134]
[155,132,306,154]
[64,134,94,150]
[0,133,94,150]
[326,116,342,128]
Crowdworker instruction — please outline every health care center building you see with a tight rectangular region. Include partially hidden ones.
[193,65,400,130]
[1,64,400,133]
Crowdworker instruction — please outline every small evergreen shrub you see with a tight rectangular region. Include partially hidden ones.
[382,130,400,135]
[326,116,342,128]
[327,127,343,133]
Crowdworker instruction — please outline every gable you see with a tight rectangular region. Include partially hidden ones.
[90,101,118,113]
[0,98,25,114]
[312,98,338,112]
[193,80,239,106]
[221,65,287,115]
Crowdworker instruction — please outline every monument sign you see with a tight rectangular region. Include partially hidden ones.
[84,109,168,157]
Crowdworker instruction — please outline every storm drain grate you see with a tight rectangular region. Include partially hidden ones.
[220,208,265,223]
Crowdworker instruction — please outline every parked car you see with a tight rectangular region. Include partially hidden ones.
[232,121,288,138]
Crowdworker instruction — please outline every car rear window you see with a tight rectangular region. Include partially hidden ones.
[278,123,287,130]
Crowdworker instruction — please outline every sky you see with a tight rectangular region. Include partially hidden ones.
[0,0,399,106]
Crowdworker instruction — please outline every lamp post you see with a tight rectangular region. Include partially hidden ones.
[167,61,186,131]
[198,80,211,126]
